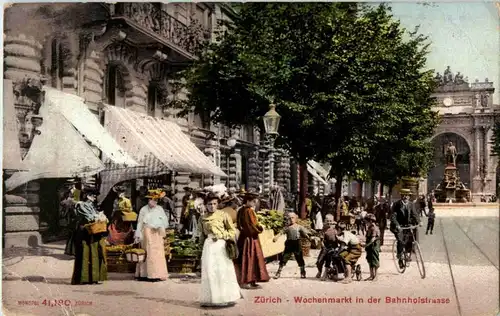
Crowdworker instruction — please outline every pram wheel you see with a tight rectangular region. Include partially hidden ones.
[354,264,362,281]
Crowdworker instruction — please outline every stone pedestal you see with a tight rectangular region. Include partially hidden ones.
[3,179,42,248]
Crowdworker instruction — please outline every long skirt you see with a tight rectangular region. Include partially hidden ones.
[235,235,270,285]
[135,226,168,280]
[199,237,241,306]
[64,230,76,256]
[365,240,380,268]
[71,227,107,285]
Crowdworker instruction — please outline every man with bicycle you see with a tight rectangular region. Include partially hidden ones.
[390,188,421,269]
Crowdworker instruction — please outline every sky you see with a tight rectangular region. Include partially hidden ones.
[385,2,499,103]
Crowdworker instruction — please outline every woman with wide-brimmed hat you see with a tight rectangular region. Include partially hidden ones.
[107,197,136,246]
[134,189,169,281]
[198,193,242,307]
[235,189,270,289]
[71,188,107,285]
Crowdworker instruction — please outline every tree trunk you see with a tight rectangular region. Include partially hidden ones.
[298,162,308,219]
[371,181,376,198]
[357,181,363,199]
[334,173,343,222]
[379,182,384,197]
[388,184,394,202]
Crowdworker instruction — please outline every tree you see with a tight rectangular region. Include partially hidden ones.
[171,3,436,219]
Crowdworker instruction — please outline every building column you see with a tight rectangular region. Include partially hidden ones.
[247,150,260,190]
[174,172,190,222]
[203,139,218,187]
[228,148,240,192]
[4,33,44,248]
[474,126,482,177]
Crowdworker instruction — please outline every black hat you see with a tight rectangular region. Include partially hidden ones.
[204,192,220,204]
[83,187,99,196]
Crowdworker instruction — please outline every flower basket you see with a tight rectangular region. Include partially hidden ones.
[85,221,107,234]
[301,238,311,257]
[125,248,146,263]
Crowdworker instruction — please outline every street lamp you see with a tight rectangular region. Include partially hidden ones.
[263,104,281,195]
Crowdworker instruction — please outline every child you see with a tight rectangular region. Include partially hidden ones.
[273,212,310,279]
[426,208,435,235]
[316,214,338,280]
[363,213,380,281]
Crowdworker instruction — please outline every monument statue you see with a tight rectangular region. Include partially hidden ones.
[443,66,453,84]
[445,141,457,166]
[454,72,465,85]
[434,72,443,84]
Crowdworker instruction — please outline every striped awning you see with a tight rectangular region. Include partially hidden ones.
[103,105,226,177]
[42,87,138,167]
[307,164,328,186]
[308,160,330,180]
[5,103,105,192]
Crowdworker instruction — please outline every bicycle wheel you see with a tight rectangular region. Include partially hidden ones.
[392,239,406,273]
[413,241,426,279]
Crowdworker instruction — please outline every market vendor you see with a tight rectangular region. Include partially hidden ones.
[107,197,136,246]
[71,188,108,285]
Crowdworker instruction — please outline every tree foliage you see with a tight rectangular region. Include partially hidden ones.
[172,3,438,192]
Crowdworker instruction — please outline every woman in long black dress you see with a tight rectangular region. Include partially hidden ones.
[71,189,108,285]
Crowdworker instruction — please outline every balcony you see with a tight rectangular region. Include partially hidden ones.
[110,3,210,61]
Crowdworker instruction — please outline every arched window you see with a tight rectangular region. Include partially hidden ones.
[50,38,64,90]
[106,64,126,107]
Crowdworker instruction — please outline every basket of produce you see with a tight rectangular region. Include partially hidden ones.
[125,248,146,263]
[85,221,107,234]
[301,238,311,257]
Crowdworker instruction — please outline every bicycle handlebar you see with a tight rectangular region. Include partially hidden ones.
[400,225,419,230]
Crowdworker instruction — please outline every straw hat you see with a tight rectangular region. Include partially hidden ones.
[400,188,411,195]
[122,212,138,222]
[220,194,236,204]
[243,188,259,200]
[146,189,166,200]
[118,197,134,213]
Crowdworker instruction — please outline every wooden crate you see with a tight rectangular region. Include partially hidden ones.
[168,256,199,273]
[106,250,135,273]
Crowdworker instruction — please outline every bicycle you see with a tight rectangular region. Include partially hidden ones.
[392,225,426,279]
[324,246,362,281]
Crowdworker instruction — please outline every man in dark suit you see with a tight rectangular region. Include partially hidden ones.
[390,188,421,269]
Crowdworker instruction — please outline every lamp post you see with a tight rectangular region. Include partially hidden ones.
[262,104,281,195]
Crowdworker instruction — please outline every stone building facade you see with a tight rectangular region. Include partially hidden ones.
[2,3,292,247]
[427,67,498,201]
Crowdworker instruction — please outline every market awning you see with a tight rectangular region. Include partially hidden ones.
[103,105,226,177]
[98,164,169,203]
[5,103,105,191]
[43,87,138,167]
[308,160,330,180]
[307,164,328,186]
[3,80,26,171]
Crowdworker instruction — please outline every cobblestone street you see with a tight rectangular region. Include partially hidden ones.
[3,209,498,316]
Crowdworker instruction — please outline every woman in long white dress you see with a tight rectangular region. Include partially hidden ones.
[134,189,169,281]
[198,193,241,307]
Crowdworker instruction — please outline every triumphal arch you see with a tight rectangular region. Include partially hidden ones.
[427,67,498,202]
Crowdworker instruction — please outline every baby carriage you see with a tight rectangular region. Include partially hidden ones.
[324,244,362,281]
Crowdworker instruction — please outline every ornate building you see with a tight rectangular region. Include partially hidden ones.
[427,67,498,201]
[2,3,292,247]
